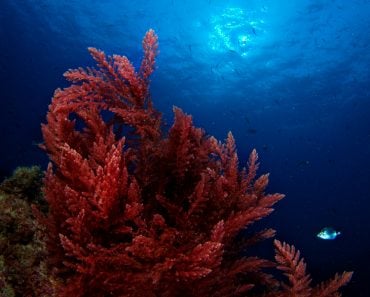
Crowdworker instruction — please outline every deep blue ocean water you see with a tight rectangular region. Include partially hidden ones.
[1,0,369,295]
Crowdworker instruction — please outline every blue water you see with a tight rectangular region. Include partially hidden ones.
[1,0,369,295]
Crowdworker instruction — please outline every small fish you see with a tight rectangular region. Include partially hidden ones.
[317,227,341,240]
[247,128,257,134]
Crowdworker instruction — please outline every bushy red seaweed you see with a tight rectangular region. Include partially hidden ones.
[39,29,352,297]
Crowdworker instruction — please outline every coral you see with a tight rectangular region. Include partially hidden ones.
[0,166,43,202]
[0,167,54,297]
[40,29,352,296]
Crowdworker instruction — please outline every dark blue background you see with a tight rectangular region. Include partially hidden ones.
[1,0,369,295]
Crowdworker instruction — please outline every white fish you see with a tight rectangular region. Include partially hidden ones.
[317,227,341,240]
